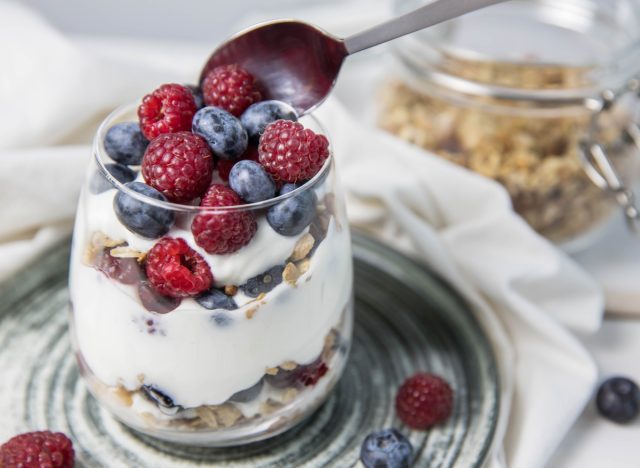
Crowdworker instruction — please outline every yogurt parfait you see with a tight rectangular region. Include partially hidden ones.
[68,65,353,445]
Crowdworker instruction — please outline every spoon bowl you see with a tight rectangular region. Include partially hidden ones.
[200,20,346,114]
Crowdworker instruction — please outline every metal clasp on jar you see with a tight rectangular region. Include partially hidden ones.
[579,79,640,236]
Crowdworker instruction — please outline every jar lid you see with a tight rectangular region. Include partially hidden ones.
[394,0,640,104]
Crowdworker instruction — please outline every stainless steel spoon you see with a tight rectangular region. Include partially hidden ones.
[201,0,507,114]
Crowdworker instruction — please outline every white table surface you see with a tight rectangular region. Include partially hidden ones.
[18,1,640,466]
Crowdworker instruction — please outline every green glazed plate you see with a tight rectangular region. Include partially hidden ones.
[0,233,499,467]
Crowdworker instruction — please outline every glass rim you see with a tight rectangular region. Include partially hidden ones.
[93,103,333,213]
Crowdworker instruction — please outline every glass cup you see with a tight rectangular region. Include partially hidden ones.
[68,104,353,446]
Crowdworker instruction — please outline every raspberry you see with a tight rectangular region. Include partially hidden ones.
[297,359,329,387]
[0,431,74,468]
[258,120,330,183]
[138,83,197,140]
[202,65,261,116]
[217,145,259,182]
[142,132,213,203]
[191,184,257,254]
[395,373,453,429]
[145,237,213,298]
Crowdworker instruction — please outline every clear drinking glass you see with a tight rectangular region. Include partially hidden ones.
[68,104,353,446]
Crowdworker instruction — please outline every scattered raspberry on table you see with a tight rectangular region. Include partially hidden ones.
[0,431,74,468]
[395,373,453,429]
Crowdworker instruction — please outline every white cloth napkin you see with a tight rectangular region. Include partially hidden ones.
[0,3,604,467]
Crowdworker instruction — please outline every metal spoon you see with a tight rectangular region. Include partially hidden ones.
[201,0,507,114]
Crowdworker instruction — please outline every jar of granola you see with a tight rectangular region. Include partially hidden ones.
[379,0,640,251]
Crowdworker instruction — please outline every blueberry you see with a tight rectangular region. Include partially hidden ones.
[113,182,175,239]
[229,160,276,203]
[104,122,148,166]
[192,106,248,160]
[265,367,298,389]
[240,100,298,143]
[197,288,238,311]
[240,265,284,298]
[141,385,181,415]
[267,184,317,236]
[186,84,204,109]
[361,428,413,468]
[138,282,181,314]
[596,376,640,423]
[230,379,264,403]
[90,163,137,194]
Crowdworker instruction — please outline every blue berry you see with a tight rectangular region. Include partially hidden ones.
[240,100,298,143]
[192,106,247,160]
[229,160,276,203]
[230,379,264,403]
[240,265,284,298]
[361,428,413,468]
[196,288,238,311]
[267,184,317,236]
[596,376,640,423]
[90,163,137,194]
[113,182,175,239]
[186,84,205,109]
[141,385,181,415]
[104,122,148,166]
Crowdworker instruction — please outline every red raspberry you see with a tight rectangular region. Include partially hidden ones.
[145,237,213,298]
[297,359,329,387]
[258,120,330,183]
[0,431,74,468]
[202,65,261,116]
[138,83,197,140]
[191,184,257,254]
[396,373,453,429]
[142,132,213,203]
[216,145,259,182]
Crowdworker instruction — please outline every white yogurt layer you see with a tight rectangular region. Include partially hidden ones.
[69,187,352,407]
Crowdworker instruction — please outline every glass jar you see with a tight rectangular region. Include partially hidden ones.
[380,0,640,251]
[68,104,353,446]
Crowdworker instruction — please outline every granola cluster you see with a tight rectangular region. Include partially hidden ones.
[378,68,633,244]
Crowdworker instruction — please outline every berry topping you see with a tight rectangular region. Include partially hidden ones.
[104,122,149,166]
[191,184,257,254]
[90,163,137,194]
[138,282,181,314]
[138,83,197,140]
[230,378,264,403]
[360,428,413,468]
[0,431,74,468]
[229,160,276,203]
[95,248,143,285]
[192,107,248,160]
[114,182,175,239]
[396,373,453,429]
[217,145,259,182]
[201,64,261,116]
[240,100,298,143]
[196,287,238,310]
[141,131,213,203]
[240,265,284,298]
[141,385,181,415]
[258,120,330,183]
[596,376,640,423]
[186,84,205,109]
[145,237,213,298]
[267,184,317,236]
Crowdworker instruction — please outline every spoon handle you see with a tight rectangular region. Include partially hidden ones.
[343,0,508,54]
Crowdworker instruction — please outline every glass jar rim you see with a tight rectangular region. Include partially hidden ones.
[93,103,333,213]
[393,0,640,105]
